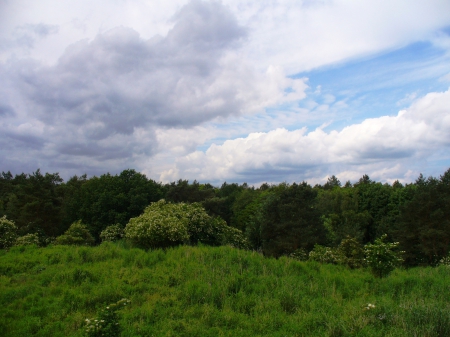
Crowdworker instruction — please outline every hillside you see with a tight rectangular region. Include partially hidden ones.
[1,243,449,336]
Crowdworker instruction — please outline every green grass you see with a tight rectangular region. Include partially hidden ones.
[1,242,449,336]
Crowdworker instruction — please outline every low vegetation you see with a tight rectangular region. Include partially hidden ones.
[1,242,450,336]
[2,168,450,268]
[1,168,450,335]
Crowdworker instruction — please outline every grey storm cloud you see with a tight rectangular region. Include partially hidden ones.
[15,0,247,132]
[0,104,15,117]
[1,0,250,176]
[4,131,45,150]
[21,23,59,38]
[0,23,60,51]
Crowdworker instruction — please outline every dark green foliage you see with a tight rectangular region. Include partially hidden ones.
[354,176,393,242]
[64,170,164,241]
[323,175,341,190]
[165,179,215,203]
[336,236,365,269]
[374,182,416,240]
[59,174,88,232]
[260,182,326,257]
[316,185,363,245]
[202,182,248,226]
[0,171,13,214]
[2,166,450,270]
[231,188,266,249]
[397,170,450,266]
[201,196,229,222]
[322,210,371,246]
[0,170,64,237]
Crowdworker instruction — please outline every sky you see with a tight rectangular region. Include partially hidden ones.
[1,0,450,186]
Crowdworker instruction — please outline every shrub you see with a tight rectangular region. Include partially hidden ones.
[335,236,365,269]
[0,215,18,249]
[100,224,124,242]
[84,298,130,337]
[55,221,95,246]
[125,200,248,249]
[15,233,40,247]
[185,203,221,245]
[289,248,308,261]
[439,253,450,266]
[219,221,250,249]
[125,200,190,249]
[364,234,403,278]
[308,244,338,264]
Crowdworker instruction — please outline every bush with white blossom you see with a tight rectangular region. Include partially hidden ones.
[84,298,130,337]
[308,244,339,264]
[364,234,403,278]
[15,233,40,247]
[125,200,248,249]
[100,224,124,242]
[438,253,450,266]
[0,215,18,249]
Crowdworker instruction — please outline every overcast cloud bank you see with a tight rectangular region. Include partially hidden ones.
[1,1,306,177]
[1,0,450,184]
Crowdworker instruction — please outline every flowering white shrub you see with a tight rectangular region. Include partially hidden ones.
[125,200,249,249]
[289,248,308,261]
[84,298,130,337]
[15,233,40,247]
[185,203,219,245]
[125,200,190,249]
[220,222,250,249]
[364,234,403,278]
[0,215,18,249]
[100,224,124,242]
[438,253,450,266]
[308,244,339,264]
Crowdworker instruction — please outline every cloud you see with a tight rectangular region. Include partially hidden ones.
[0,104,15,117]
[18,23,59,38]
[3,1,450,72]
[1,0,449,183]
[161,88,450,184]
[0,23,59,54]
[230,0,450,73]
[0,0,307,178]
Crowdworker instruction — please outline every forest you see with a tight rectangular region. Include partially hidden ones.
[1,167,450,268]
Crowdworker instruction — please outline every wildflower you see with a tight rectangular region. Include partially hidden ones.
[364,303,376,310]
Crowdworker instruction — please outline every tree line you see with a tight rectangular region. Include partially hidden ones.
[1,168,449,267]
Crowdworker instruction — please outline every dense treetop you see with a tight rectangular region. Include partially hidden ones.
[1,168,450,267]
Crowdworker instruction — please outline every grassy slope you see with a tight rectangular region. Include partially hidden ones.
[1,243,449,337]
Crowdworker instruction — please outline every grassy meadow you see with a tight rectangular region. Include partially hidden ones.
[1,242,449,336]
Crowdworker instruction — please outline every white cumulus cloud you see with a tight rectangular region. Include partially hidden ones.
[162,88,450,184]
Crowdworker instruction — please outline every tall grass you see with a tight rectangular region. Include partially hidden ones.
[1,243,449,336]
